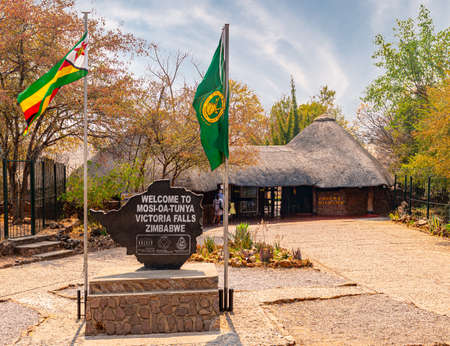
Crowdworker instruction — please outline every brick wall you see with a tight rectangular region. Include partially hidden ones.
[374,187,391,215]
[316,187,390,216]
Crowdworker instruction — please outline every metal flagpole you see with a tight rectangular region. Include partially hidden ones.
[82,11,90,318]
[223,23,230,310]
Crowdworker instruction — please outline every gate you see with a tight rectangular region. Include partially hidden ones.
[1,159,66,240]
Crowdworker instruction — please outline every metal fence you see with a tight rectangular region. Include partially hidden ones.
[392,175,449,223]
[1,158,66,240]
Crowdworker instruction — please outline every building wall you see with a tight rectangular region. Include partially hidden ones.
[374,186,391,214]
[316,187,389,216]
[200,185,391,223]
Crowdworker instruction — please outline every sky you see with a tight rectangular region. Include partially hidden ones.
[75,0,449,121]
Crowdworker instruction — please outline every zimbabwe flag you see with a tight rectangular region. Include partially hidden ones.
[17,32,88,135]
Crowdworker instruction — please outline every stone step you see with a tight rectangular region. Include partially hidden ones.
[15,240,62,256]
[89,263,218,294]
[8,234,56,246]
[33,249,75,261]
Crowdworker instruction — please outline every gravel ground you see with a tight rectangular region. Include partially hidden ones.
[267,293,450,345]
[0,300,39,346]
[216,266,347,290]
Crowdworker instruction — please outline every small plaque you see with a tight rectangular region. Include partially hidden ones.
[91,180,203,269]
[136,234,191,255]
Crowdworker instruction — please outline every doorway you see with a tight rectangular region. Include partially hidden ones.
[281,186,313,216]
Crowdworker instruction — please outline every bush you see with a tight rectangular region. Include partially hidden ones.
[61,162,145,210]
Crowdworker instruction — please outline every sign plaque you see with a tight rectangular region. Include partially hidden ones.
[91,180,203,269]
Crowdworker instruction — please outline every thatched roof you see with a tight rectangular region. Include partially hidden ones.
[178,114,393,192]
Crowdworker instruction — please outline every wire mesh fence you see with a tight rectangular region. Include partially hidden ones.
[393,175,449,223]
[0,158,66,240]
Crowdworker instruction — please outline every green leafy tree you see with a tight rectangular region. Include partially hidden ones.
[62,162,145,210]
[269,96,291,145]
[357,5,450,170]
[269,82,346,144]
[290,76,300,138]
[269,76,300,145]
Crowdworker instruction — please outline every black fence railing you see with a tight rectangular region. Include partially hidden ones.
[392,175,449,223]
[0,158,66,240]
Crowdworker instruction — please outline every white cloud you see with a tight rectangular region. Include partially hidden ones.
[234,0,349,105]
[72,0,448,121]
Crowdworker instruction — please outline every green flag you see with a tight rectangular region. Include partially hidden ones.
[193,36,229,171]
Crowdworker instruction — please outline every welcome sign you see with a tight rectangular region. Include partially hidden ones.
[91,180,203,269]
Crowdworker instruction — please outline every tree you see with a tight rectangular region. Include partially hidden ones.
[269,96,291,145]
[356,5,449,170]
[103,46,269,186]
[268,82,345,145]
[228,80,268,147]
[289,76,300,139]
[402,75,450,180]
[0,0,147,219]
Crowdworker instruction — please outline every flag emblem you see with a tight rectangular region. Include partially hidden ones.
[192,35,229,170]
[17,32,88,135]
[200,90,225,124]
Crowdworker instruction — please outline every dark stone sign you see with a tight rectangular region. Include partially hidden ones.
[91,180,203,269]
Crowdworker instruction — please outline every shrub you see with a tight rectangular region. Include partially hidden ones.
[233,223,253,249]
[204,236,216,254]
[389,211,400,221]
[61,161,145,210]
[428,215,442,234]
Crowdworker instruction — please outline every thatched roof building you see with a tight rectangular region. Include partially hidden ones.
[178,114,393,220]
[86,114,393,220]
[179,114,392,192]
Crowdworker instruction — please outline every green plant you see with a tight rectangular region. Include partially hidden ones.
[273,234,284,251]
[61,162,145,210]
[233,223,253,249]
[389,211,400,221]
[203,236,216,254]
[428,215,442,234]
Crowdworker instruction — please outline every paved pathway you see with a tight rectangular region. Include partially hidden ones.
[0,217,448,345]
[206,217,450,316]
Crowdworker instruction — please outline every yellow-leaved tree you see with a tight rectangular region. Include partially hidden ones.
[403,75,450,180]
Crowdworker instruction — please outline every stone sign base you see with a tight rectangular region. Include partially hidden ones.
[85,263,219,336]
